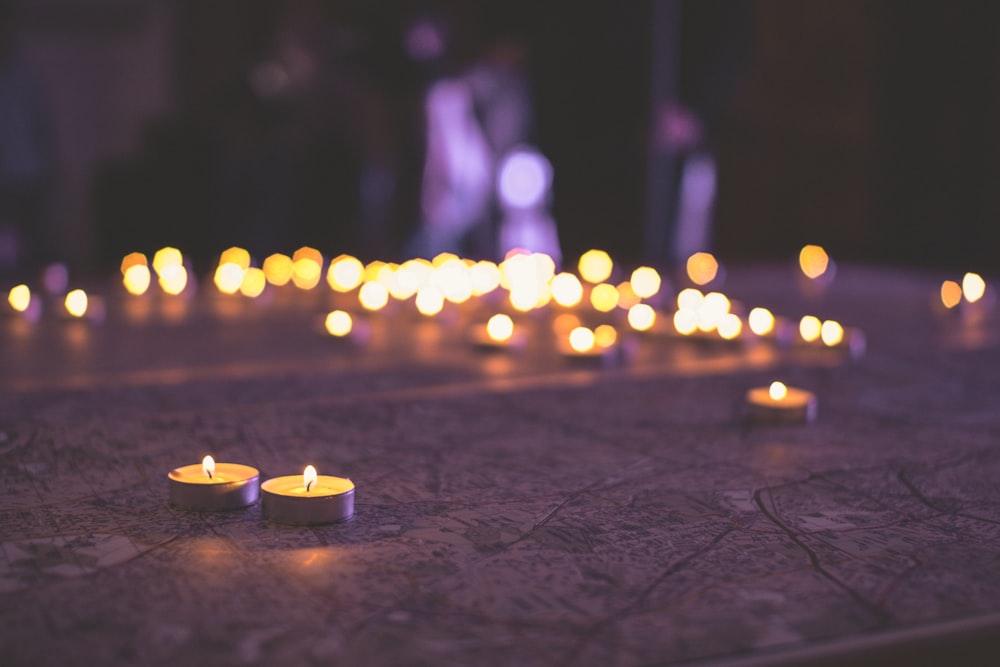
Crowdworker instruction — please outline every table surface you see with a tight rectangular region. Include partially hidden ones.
[1,264,999,667]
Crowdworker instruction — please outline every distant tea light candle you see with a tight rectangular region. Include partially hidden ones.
[262,465,355,525]
[746,381,817,424]
[168,455,260,511]
[470,314,525,350]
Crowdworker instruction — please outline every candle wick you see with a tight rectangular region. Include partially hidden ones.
[306,480,313,493]
[206,470,213,479]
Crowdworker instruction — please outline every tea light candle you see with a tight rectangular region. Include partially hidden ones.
[470,314,525,351]
[261,465,355,525]
[168,455,260,510]
[557,326,621,365]
[746,381,817,424]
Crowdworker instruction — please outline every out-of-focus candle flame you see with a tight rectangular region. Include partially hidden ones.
[578,249,613,284]
[769,381,788,401]
[630,266,662,299]
[159,264,188,295]
[304,465,318,493]
[590,283,619,312]
[940,280,962,309]
[359,281,389,311]
[415,286,444,315]
[962,272,986,303]
[820,320,844,346]
[552,312,581,335]
[8,284,31,312]
[616,281,641,310]
[717,313,742,340]
[486,314,514,342]
[120,252,147,275]
[123,264,151,295]
[551,272,583,307]
[219,247,251,270]
[327,255,365,292]
[324,310,353,337]
[202,455,215,479]
[152,247,183,275]
[673,308,698,335]
[747,307,775,336]
[239,267,266,298]
[263,253,294,286]
[627,303,656,331]
[432,252,459,268]
[470,260,501,296]
[799,315,822,342]
[568,326,596,352]
[292,258,322,290]
[65,289,88,318]
[686,252,718,286]
[594,324,617,348]
[799,245,830,279]
[677,287,704,311]
[696,292,730,332]
[214,262,245,294]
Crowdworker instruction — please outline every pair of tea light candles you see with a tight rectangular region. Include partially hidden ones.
[167,456,354,524]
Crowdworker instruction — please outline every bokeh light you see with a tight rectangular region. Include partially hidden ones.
[962,272,986,303]
[120,252,147,275]
[673,309,698,335]
[747,307,775,336]
[359,281,389,311]
[820,320,844,346]
[239,267,267,298]
[590,283,619,312]
[152,247,183,275]
[594,324,617,348]
[627,304,656,331]
[470,261,502,296]
[327,255,365,292]
[769,381,788,401]
[123,264,151,295]
[686,252,718,286]
[799,245,830,279]
[568,326,596,352]
[263,253,294,286]
[219,247,251,270]
[677,287,704,311]
[214,263,245,294]
[486,314,514,342]
[158,264,188,295]
[415,286,445,316]
[7,284,30,312]
[799,315,822,342]
[940,280,962,309]
[324,310,353,337]
[578,249,613,284]
[64,289,88,318]
[717,313,742,340]
[551,272,583,307]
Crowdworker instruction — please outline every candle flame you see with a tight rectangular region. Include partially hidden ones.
[304,465,318,492]
[202,455,215,479]
[568,326,596,352]
[769,382,788,401]
[486,314,514,342]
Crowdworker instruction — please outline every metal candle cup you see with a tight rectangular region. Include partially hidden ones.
[168,458,260,511]
[746,382,817,425]
[261,466,355,525]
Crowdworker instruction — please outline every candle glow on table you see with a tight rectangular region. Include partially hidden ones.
[168,455,260,511]
[746,381,817,424]
[324,310,353,337]
[64,289,88,318]
[261,465,355,525]
[962,272,986,303]
[8,284,31,312]
[629,266,661,299]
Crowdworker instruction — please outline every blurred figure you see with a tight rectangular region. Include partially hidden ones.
[0,0,52,277]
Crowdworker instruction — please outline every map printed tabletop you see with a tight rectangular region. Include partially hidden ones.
[1,264,998,666]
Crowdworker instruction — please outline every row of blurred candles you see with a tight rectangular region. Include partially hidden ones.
[3,243,990,355]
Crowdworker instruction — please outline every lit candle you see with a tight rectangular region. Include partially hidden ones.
[746,381,817,424]
[557,325,620,365]
[470,314,525,350]
[168,455,260,511]
[261,465,355,525]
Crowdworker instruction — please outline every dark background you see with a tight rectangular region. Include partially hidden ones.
[7,0,1000,274]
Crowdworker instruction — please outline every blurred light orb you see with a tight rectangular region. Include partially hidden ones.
[630,266,662,298]
[676,287,704,311]
[239,267,267,298]
[324,310,353,337]
[123,264,151,295]
[65,289,88,318]
[673,309,698,335]
[769,381,788,401]
[214,262,245,295]
[292,258,322,290]
[590,283,619,312]
[627,303,656,331]
[718,313,742,340]
[152,247,183,275]
[359,281,389,311]
[551,272,583,307]
[820,320,844,346]
[263,253,294,286]
[799,315,822,342]
[219,247,251,270]
[8,284,30,312]
[962,272,986,303]
[686,252,718,285]
[432,252,459,268]
[120,252,147,275]
[553,312,581,335]
[940,280,962,309]
[747,307,775,336]
[415,286,445,316]
[594,324,618,348]
[486,314,514,342]
[578,249,613,284]
[568,326,596,352]
[508,283,539,312]
[470,261,502,296]
[498,149,551,209]
[616,281,641,310]
[799,245,830,279]
[328,255,365,292]
[158,264,188,295]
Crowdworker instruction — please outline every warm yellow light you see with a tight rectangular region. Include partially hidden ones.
[152,247,183,275]
[940,280,962,309]
[799,245,830,279]
[673,309,698,335]
[364,260,386,283]
[432,252,459,268]
[799,315,822,342]
[963,272,986,303]
[486,314,514,342]
[239,267,266,298]
[820,320,844,346]
[508,283,538,312]
[123,264,151,295]
[262,253,293,286]
[578,249,613,284]
[499,252,535,289]
[590,283,619,312]
[470,261,502,296]
[158,264,188,295]
[747,307,775,336]
[415,286,445,315]
[214,262,245,294]
[292,246,323,265]
[434,259,473,304]
[594,324,618,348]
[553,312,581,335]
[568,326,596,352]
[359,281,389,311]
[677,287,704,311]
[324,310,353,337]
[7,284,30,312]
[65,289,88,318]
[292,258,322,290]
[718,313,742,340]
[616,281,641,310]
[630,266,662,298]
[686,252,718,285]
[769,381,788,401]
[219,246,251,270]
[532,253,557,284]
[327,255,365,292]
[551,272,584,307]
[120,252,147,275]
[304,465,318,493]
[627,303,656,331]
[697,292,731,331]
[202,455,215,479]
